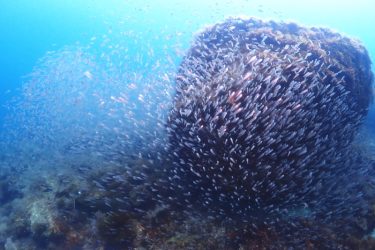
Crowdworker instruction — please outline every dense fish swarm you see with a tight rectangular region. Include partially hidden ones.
[165,17,374,220]
[3,43,176,165]
[1,17,375,249]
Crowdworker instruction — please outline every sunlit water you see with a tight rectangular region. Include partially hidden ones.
[0,1,374,249]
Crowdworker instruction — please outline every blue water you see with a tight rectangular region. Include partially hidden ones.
[1,0,374,116]
[0,0,374,249]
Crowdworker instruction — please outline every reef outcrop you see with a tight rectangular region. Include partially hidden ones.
[166,17,373,218]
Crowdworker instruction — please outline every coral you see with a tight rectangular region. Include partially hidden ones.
[0,16,374,250]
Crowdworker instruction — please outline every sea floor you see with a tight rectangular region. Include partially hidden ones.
[1,127,375,249]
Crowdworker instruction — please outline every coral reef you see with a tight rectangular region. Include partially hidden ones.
[0,143,375,249]
[0,17,375,249]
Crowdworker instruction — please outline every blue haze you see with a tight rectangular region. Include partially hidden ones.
[0,0,374,130]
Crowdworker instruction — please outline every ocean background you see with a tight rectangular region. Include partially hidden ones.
[1,0,375,119]
[0,0,375,249]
